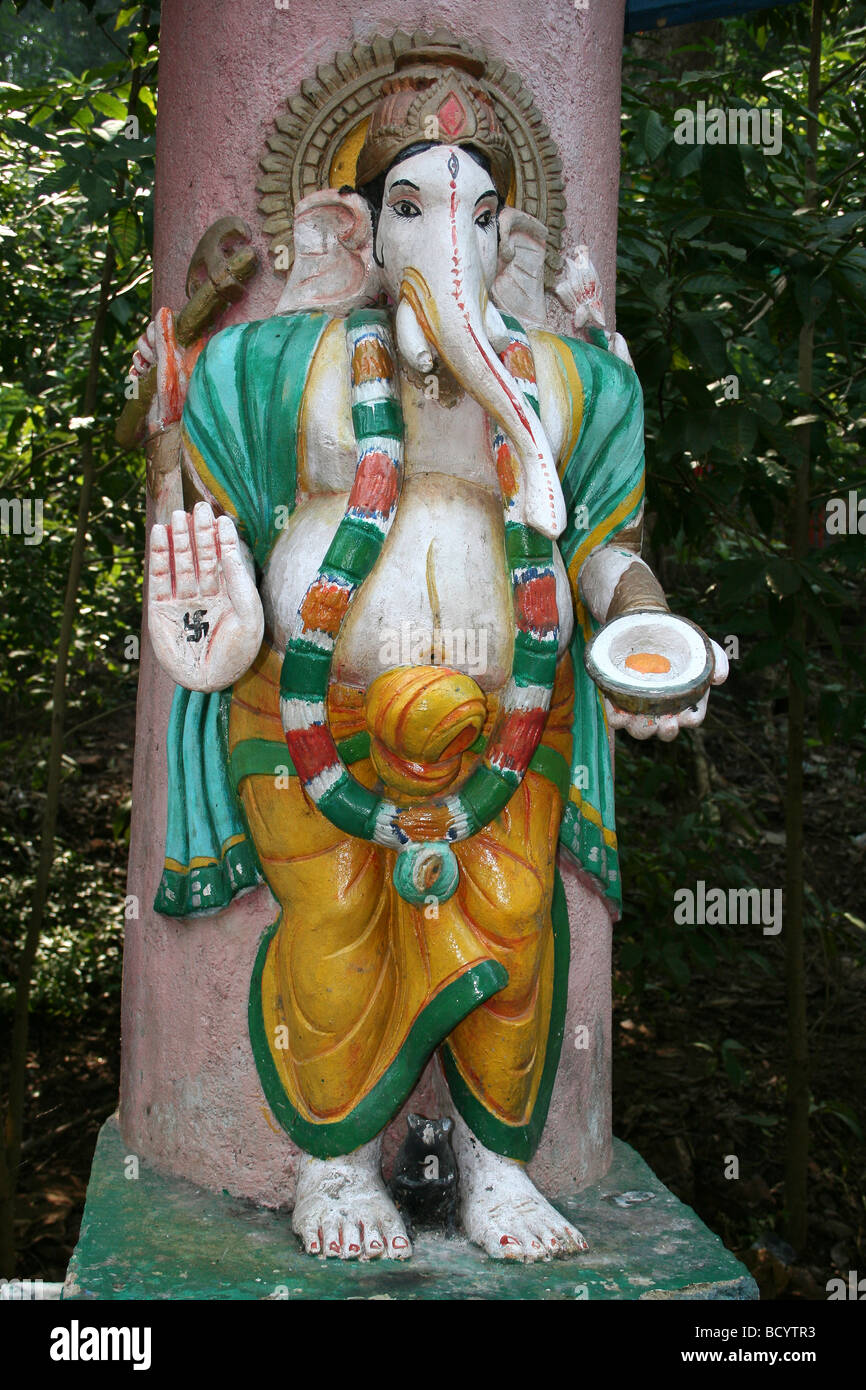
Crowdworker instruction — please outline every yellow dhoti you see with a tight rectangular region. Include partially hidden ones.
[232,646,574,1159]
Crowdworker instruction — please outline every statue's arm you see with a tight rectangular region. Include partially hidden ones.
[577,538,727,739]
[578,505,662,627]
[550,345,729,740]
[132,310,264,692]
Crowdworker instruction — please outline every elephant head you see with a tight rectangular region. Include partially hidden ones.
[276,142,566,540]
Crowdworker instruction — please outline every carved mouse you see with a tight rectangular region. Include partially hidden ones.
[388,1114,459,1238]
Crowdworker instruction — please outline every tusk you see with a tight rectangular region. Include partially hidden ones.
[396,296,434,374]
[519,431,567,540]
[483,300,511,354]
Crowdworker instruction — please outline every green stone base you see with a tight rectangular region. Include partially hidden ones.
[64,1116,757,1301]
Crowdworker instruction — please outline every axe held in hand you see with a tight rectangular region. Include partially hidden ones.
[116,216,259,523]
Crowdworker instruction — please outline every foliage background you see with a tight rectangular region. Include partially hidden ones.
[611,1,865,1287]
[0,0,155,1025]
[617,2,865,1006]
[0,0,862,1290]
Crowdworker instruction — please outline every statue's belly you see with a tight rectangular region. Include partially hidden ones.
[260,475,574,694]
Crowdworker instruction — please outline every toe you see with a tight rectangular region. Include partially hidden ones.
[342,1222,363,1260]
[381,1214,412,1260]
[322,1218,342,1259]
[291,1205,323,1256]
[361,1223,385,1260]
[559,1218,588,1253]
[298,1222,322,1257]
[570,1224,589,1254]
[541,1227,562,1258]
[553,1230,574,1257]
[526,1231,552,1262]
[511,1217,549,1262]
[554,1221,588,1256]
[496,1232,526,1261]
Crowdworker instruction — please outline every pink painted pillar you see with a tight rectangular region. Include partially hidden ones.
[119,0,626,1205]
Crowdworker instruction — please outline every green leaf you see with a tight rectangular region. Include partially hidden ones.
[701,143,747,207]
[677,313,728,377]
[5,409,28,448]
[619,941,643,969]
[33,163,79,196]
[811,1100,863,1141]
[634,107,672,161]
[109,294,135,326]
[90,92,128,121]
[745,637,785,669]
[764,558,800,597]
[767,594,796,637]
[662,940,690,989]
[670,143,704,178]
[747,485,776,535]
[742,949,775,978]
[679,274,741,297]
[0,117,57,150]
[660,408,717,460]
[717,557,766,607]
[79,170,114,218]
[794,272,831,325]
[115,5,141,29]
[721,1038,747,1086]
[818,691,843,743]
[110,206,139,261]
[674,214,712,241]
[813,209,866,241]
[691,239,748,262]
[690,934,717,968]
[715,406,759,455]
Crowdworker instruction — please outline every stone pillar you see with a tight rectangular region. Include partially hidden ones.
[119,0,626,1206]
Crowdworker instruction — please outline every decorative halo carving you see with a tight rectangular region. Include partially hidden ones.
[257,28,566,287]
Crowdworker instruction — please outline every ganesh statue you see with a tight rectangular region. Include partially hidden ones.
[128,42,727,1265]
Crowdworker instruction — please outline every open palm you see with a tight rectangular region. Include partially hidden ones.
[148,502,264,692]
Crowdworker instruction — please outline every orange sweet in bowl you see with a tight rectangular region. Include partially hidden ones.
[624,651,671,675]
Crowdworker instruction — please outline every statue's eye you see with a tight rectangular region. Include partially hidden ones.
[392,200,421,219]
[476,209,495,230]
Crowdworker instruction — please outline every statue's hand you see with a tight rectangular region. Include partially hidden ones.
[130,306,203,437]
[605,639,729,742]
[148,502,264,692]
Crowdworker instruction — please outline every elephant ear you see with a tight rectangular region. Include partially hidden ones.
[491,208,549,328]
[275,189,378,317]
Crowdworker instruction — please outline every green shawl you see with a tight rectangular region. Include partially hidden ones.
[154,310,644,919]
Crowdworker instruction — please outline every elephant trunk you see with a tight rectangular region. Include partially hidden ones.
[396,265,566,540]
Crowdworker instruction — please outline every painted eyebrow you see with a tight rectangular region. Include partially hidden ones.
[475,190,497,206]
[388,179,420,193]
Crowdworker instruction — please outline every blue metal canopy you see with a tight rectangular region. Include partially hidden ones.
[625,0,804,32]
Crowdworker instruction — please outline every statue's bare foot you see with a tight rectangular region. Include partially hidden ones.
[451,1113,588,1262]
[292,1138,411,1261]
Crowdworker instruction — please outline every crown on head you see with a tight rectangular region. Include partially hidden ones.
[355,46,513,199]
